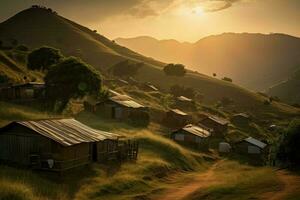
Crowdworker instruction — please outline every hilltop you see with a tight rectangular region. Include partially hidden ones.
[116,33,300,91]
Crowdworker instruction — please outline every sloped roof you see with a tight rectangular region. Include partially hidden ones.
[177,96,192,102]
[233,113,250,119]
[205,116,229,125]
[110,95,145,108]
[13,82,45,87]
[243,137,267,149]
[170,109,188,116]
[2,119,120,146]
[182,124,211,138]
[147,84,159,91]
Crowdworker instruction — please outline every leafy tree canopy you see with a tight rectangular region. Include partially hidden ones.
[27,46,63,71]
[110,60,143,78]
[45,57,102,110]
[163,63,186,77]
[277,119,300,166]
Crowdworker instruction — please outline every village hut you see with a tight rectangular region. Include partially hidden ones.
[175,96,195,109]
[231,113,250,125]
[235,137,268,155]
[198,116,229,136]
[171,124,211,149]
[88,94,149,124]
[103,79,129,87]
[163,109,191,128]
[141,83,159,92]
[0,82,45,101]
[218,142,232,153]
[0,118,124,171]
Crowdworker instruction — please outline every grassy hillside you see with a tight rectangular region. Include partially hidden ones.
[0,49,42,83]
[0,102,212,200]
[268,68,300,104]
[116,33,300,91]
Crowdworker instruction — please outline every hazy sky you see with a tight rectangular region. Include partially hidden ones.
[1,0,300,42]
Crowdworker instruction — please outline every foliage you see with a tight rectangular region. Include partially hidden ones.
[16,45,29,52]
[170,85,196,99]
[110,60,143,78]
[163,63,186,76]
[0,73,9,84]
[222,77,233,82]
[220,97,234,106]
[277,119,300,166]
[27,46,63,71]
[45,57,102,111]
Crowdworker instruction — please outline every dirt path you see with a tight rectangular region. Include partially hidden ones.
[260,170,300,200]
[154,160,223,200]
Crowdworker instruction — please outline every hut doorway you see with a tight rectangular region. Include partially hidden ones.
[112,107,122,119]
[92,143,98,161]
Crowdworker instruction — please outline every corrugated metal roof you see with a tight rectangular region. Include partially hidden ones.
[244,137,267,149]
[110,95,145,108]
[10,119,120,146]
[233,113,250,118]
[170,109,188,116]
[207,116,229,125]
[147,85,158,91]
[182,124,211,138]
[177,96,192,102]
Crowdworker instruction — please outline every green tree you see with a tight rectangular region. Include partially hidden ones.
[163,63,186,76]
[16,44,29,51]
[170,85,196,99]
[27,46,63,71]
[45,57,102,111]
[110,60,143,78]
[277,119,300,166]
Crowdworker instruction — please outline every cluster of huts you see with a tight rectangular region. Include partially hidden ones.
[0,118,138,171]
[0,82,45,101]
[167,107,268,162]
[0,80,269,167]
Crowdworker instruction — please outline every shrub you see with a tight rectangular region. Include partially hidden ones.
[222,77,233,82]
[163,63,186,76]
[16,45,29,52]
[277,119,300,166]
[170,85,196,99]
[110,60,143,78]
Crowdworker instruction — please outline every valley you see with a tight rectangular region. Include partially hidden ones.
[0,5,300,200]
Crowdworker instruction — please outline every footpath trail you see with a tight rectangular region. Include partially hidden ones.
[154,160,223,200]
[260,170,300,200]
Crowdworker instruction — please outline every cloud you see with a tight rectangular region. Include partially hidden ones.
[203,0,246,12]
[0,0,252,24]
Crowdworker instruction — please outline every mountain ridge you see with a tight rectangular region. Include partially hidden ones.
[116,33,300,91]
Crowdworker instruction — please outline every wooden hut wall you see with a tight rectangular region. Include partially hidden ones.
[235,141,261,154]
[96,139,119,162]
[0,125,52,166]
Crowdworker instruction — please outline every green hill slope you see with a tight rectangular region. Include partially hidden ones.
[0,7,299,118]
[268,68,300,104]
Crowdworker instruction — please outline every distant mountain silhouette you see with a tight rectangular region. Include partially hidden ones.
[116,33,300,91]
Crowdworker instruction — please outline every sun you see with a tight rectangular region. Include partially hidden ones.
[192,6,205,16]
